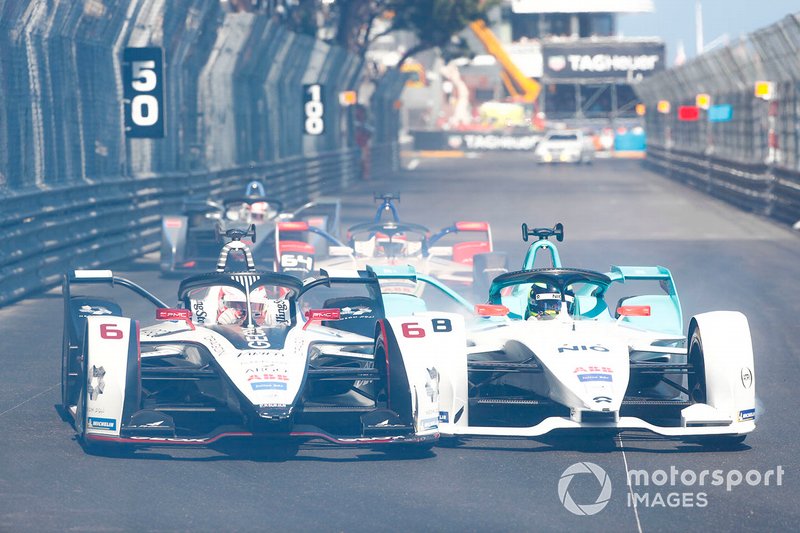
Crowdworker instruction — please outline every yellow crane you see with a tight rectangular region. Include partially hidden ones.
[469,19,541,104]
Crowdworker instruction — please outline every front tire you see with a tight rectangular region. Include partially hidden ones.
[687,326,707,404]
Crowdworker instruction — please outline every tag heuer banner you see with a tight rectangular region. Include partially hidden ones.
[543,42,665,80]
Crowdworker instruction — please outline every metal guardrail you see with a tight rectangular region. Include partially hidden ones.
[0,1,407,307]
[644,145,800,226]
[636,13,800,228]
[0,149,359,306]
[636,13,800,173]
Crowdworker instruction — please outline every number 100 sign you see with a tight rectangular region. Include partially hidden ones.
[303,83,325,135]
[123,47,164,138]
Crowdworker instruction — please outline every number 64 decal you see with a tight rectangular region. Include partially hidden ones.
[401,318,452,338]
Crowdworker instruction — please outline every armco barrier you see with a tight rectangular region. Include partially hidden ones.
[0,2,408,307]
[636,13,800,227]
[644,144,800,225]
[0,149,359,306]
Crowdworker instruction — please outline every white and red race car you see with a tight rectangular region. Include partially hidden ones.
[60,229,451,456]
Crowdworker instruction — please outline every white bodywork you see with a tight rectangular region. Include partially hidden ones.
[431,309,756,439]
[80,309,441,443]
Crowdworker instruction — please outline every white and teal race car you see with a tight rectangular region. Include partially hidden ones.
[366,225,756,447]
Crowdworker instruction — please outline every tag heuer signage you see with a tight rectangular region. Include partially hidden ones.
[543,42,665,80]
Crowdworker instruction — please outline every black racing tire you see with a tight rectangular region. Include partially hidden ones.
[61,320,72,410]
[687,324,749,450]
[687,324,707,404]
[472,252,508,301]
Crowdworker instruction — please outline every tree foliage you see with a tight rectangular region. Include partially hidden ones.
[385,0,495,66]
[282,0,495,66]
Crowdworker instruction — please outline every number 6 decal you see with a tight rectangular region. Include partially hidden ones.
[401,318,452,338]
[100,323,124,340]
[401,323,425,338]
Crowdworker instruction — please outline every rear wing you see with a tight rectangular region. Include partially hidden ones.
[606,265,683,336]
[64,270,167,309]
[290,197,342,239]
[274,221,351,276]
[428,221,493,265]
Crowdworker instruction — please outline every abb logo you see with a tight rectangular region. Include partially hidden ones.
[574,366,613,373]
[247,374,289,382]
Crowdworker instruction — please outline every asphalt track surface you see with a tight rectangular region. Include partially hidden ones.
[1,155,799,532]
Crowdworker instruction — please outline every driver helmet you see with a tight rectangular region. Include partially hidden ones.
[245,180,266,198]
[249,201,269,223]
[375,232,407,257]
[218,287,270,326]
[526,284,574,320]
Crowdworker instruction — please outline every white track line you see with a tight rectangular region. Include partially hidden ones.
[0,382,58,418]
[406,158,420,170]
[618,436,644,533]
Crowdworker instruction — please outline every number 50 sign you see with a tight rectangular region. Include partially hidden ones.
[123,47,164,138]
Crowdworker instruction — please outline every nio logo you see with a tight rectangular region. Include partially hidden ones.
[558,462,612,516]
[558,345,610,353]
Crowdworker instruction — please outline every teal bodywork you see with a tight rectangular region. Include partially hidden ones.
[522,239,563,270]
[495,226,685,335]
[605,265,683,336]
[366,264,473,317]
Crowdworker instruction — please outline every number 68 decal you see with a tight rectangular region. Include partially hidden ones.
[401,318,452,338]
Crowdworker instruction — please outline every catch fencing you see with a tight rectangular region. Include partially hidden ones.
[635,12,800,226]
[0,1,404,305]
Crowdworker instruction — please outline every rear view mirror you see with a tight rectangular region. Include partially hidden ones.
[475,304,509,317]
[617,305,651,317]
